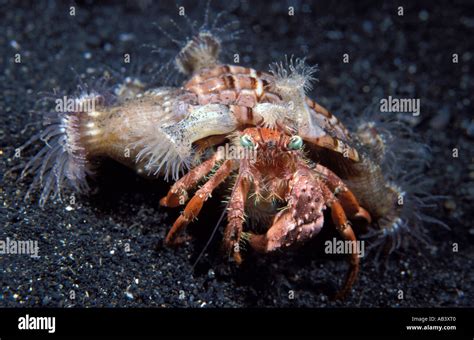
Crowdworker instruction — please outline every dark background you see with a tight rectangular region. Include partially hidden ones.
[1,0,473,307]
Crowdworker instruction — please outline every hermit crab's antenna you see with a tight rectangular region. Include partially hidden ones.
[277,131,285,148]
[257,127,266,145]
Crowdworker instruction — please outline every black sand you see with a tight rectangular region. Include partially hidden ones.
[1,0,473,307]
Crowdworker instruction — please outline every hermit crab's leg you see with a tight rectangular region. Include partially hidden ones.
[160,149,225,208]
[313,164,371,223]
[222,177,250,264]
[303,134,360,162]
[320,183,360,300]
[194,134,227,155]
[164,159,236,246]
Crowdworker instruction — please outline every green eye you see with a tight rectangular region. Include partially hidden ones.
[240,134,255,148]
[288,136,303,150]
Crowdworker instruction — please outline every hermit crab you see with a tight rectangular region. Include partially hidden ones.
[161,126,371,298]
[17,5,441,299]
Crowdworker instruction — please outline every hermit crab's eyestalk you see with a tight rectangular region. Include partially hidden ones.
[240,134,255,148]
[287,135,303,150]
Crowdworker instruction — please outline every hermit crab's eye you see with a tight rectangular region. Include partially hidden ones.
[240,134,255,148]
[288,136,303,150]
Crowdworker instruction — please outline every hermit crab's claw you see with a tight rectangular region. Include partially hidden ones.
[245,165,365,299]
[247,170,326,252]
[248,208,325,253]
